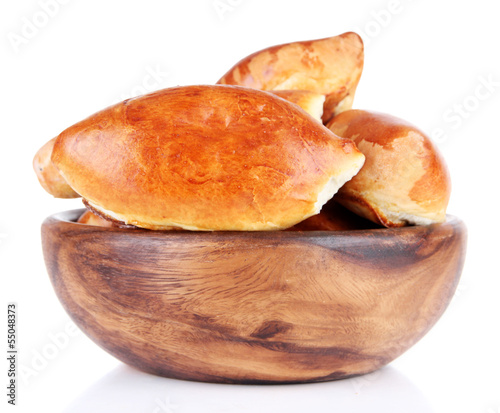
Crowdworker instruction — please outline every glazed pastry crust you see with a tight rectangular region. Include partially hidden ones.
[327,110,451,227]
[52,85,365,231]
[217,32,364,124]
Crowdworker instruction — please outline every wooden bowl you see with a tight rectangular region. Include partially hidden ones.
[41,209,467,384]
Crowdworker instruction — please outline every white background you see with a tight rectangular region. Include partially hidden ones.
[1,0,499,412]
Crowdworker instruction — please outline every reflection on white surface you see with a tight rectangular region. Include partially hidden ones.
[63,365,434,413]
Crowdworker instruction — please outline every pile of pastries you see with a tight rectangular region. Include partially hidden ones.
[33,32,450,231]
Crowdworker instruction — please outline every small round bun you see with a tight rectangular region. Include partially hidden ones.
[217,32,364,124]
[326,110,451,227]
[52,85,365,231]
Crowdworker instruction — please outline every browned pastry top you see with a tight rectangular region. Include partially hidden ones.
[52,85,365,231]
[327,110,451,227]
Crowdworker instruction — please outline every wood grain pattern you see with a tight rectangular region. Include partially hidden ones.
[41,209,467,384]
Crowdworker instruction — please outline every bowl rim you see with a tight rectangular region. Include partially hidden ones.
[44,208,464,241]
